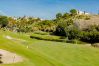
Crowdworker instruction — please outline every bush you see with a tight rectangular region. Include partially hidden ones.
[79,31,99,44]
[34,20,56,32]
[54,19,73,37]
[66,26,80,40]
[17,26,32,33]
[33,31,50,35]
[30,34,66,42]
[91,43,99,47]
[54,25,66,36]
[85,17,90,20]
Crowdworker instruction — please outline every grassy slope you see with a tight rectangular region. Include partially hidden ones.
[0,30,99,66]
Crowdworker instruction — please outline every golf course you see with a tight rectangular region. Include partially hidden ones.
[0,30,99,66]
[0,0,99,66]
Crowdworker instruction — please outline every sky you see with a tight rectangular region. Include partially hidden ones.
[0,0,99,19]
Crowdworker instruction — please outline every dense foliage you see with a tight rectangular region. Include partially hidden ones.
[70,9,77,16]
[79,31,99,44]
[33,20,56,32]
[0,16,8,28]
[0,9,99,44]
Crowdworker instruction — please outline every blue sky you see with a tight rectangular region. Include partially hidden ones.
[0,0,99,19]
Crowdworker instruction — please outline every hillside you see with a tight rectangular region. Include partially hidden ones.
[74,15,99,29]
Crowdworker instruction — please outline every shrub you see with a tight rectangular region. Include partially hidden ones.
[66,26,80,40]
[79,31,99,44]
[30,34,66,42]
[34,20,56,32]
[54,25,66,36]
[91,43,99,47]
[33,31,50,35]
[54,19,73,37]
[85,17,90,20]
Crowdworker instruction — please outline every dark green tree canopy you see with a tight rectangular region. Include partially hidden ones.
[56,13,62,19]
[70,9,77,16]
[0,16,8,27]
[80,31,99,44]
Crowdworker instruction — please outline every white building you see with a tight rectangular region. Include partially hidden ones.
[77,10,90,15]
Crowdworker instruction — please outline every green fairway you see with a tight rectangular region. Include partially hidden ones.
[0,30,99,66]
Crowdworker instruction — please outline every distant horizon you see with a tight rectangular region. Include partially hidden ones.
[0,0,99,19]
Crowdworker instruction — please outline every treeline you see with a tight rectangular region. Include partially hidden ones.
[0,16,57,32]
[0,9,99,44]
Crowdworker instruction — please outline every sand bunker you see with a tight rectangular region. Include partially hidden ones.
[0,49,23,64]
[5,35,26,42]
[6,36,13,40]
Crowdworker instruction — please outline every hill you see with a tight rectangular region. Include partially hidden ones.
[74,15,99,30]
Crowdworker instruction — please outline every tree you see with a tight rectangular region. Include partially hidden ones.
[0,16,8,28]
[54,18,74,37]
[34,20,56,32]
[54,25,66,36]
[7,17,17,31]
[62,13,70,19]
[70,9,77,16]
[67,26,80,40]
[56,13,62,19]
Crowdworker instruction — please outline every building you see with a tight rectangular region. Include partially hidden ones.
[77,10,90,15]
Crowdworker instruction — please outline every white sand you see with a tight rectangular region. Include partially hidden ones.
[6,36,13,40]
[0,49,23,64]
[5,35,26,42]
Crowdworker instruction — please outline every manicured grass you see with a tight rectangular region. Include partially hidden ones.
[0,30,99,66]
